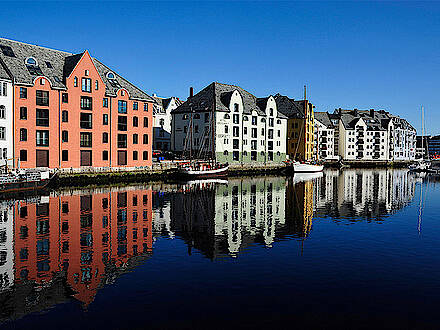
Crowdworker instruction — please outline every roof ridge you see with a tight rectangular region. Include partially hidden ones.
[0,37,74,55]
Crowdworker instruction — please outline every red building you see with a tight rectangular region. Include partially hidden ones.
[0,38,154,169]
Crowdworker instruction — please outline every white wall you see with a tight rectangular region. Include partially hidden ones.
[0,79,13,167]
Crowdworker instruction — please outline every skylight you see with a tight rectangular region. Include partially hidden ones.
[25,57,38,66]
[45,61,53,68]
[106,72,115,79]
[0,45,15,57]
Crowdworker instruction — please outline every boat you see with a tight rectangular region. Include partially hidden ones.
[0,168,54,193]
[292,162,324,173]
[410,106,431,172]
[177,161,229,179]
[292,171,323,184]
[177,105,228,179]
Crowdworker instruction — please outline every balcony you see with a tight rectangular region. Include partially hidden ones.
[356,139,364,144]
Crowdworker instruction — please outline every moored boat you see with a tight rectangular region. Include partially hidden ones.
[0,168,54,193]
[177,161,228,179]
[292,162,324,173]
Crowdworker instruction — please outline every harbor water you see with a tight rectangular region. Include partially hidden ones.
[0,169,439,329]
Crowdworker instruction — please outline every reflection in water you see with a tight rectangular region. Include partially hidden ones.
[0,169,417,324]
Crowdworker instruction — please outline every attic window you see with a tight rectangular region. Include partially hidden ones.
[106,72,115,79]
[0,45,15,57]
[45,61,53,69]
[54,76,61,83]
[25,57,37,66]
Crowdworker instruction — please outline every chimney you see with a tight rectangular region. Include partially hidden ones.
[189,87,194,98]
[370,109,374,117]
[353,108,358,116]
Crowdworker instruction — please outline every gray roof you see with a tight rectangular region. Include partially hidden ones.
[172,82,267,116]
[0,62,10,80]
[256,97,288,119]
[274,94,305,119]
[314,112,333,128]
[0,37,153,101]
[335,109,388,131]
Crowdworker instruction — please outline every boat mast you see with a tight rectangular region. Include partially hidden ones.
[212,84,216,163]
[421,105,424,159]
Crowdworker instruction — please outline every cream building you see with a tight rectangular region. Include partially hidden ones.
[0,65,12,166]
[152,95,182,152]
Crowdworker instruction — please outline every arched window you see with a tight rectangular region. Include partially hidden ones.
[106,72,115,79]
[159,119,165,126]
[224,150,228,155]
[260,151,265,155]
[224,114,230,119]
[269,108,273,116]
[261,118,266,122]
[243,116,248,121]
[277,119,281,124]
[277,151,280,156]
[25,57,37,66]
[183,114,189,120]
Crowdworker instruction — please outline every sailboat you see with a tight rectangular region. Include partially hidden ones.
[285,85,323,173]
[410,106,431,172]
[177,107,228,179]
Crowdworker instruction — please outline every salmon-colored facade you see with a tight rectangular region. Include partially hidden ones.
[0,38,154,170]
[13,188,153,306]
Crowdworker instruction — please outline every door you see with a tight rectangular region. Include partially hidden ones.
[80,150,92,166]
[118,151,127,165]
[36,150,49,167]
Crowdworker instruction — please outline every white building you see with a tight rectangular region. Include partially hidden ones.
[0,66,12,166]
[314,112,338,161]
[389,115,416,161]
[152,96,182,152]
[171,82,287,164]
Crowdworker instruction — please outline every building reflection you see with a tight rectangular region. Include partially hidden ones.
[0,186,153,321]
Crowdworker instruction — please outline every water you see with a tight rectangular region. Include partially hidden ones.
[0,169,439,329]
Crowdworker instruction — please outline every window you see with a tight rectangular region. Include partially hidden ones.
[144,103,148,111]
[118,134,127,148]
[80,132,92,147]
[40,78,45,85]
[233,126,239,137]
[159,118,164,126]
[0,105,4,119]
[118,100,127,113]
[133,102,138,110]
[95,80,99,90]
[20,128,27,141]
[102,98,109,109]
[103,114,108,125]
[233,114,239,124]
[1,82,6,96]
[133,151,138,160]
[62,93,68,103]
[80,96,92,110]
[80,150,92,166]
[36,130,49,146]
[233,139,239,149]
[82,78,91,92]
[25,57,37,66]
[205,113,209,123]
[62,130,68,142]
[133,134,138,144]
[20,87,27,99]
[252,116,257,125]
[118,116,127,131]
[20,149,27,161]
[36,90,49,106]
[143,117,148,127]
[195,125,199,133]
[62,150,68,161]
[194,114,200,119]
[36,109,49,126]
[62,110,68,122]
[74,77,78,87]
[234,103,239,112]
[251,128,257,138]
[225,126,229,134]
[102,132,108,143]
[224,114,230,119]
[143,134,148,144]
[80,113,92,129]
[133,116,138,127]
[102,150,109,160]
[244,127,248,135]
[143,151,148,160]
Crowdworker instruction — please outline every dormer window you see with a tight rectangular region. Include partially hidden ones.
[74,77,78,87]
[85,70,89,76]
[106,72,115,79]
[121,90,125,96]
[25,57,37,66]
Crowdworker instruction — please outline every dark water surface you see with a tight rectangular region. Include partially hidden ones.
[1,169,439,329]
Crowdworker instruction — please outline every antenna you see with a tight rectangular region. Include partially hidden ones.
[304,84,307,101]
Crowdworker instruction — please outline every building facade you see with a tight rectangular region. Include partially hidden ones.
[314,112,338,161]
[389,115,416,161]
[274,94,315,161]
[0,38,154,170]
[0,65,12,166]
[171,82,287,164]
[152,96,182,152]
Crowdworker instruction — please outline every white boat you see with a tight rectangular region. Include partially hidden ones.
[0,168,53,193]
[409,160,431,172]
[293,162,324,173]
[177,162,229,178]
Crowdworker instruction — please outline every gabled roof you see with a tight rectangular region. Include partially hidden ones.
[314,112,333,128]
[274,94,305,119]
[152,96,182,113]
[256,97,288,119]
[0,37,153,101]
[172,82,265,116]
[335,109,388,131]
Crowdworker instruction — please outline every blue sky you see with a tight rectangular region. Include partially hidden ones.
[1,1,439,133]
